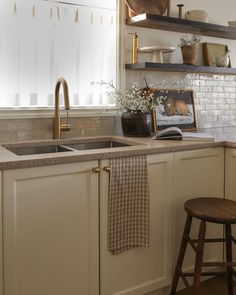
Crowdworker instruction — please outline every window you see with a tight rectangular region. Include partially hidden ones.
[0,0,117,108]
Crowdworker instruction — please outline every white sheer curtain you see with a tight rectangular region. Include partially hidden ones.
[0,0,117,107]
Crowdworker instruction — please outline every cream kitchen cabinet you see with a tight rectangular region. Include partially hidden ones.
[174,148,224,286]
[0,172,2,295]
[224,148,236,258]
[100,153,174,295]
[225,148,236,199]
[0,146,227,295]
[2,161,99,295]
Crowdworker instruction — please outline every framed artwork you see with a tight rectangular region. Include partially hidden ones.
[152,89,197,132]
[203,42,231,67]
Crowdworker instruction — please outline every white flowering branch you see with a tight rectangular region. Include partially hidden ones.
[92,80,165,114]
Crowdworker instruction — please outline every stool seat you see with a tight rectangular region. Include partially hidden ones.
[184,197,236,224]
[170,197,236,295]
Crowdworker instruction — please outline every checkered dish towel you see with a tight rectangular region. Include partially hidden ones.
[108,156,150,255]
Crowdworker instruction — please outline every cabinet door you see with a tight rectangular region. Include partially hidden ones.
[225,148,236,199]
[0,172,2,295]
[3,161,99,295]
[100,154,174,295]
[174,148,224,286]
[225,148,236,258]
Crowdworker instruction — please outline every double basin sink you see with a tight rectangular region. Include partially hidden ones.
[4,138,141,156]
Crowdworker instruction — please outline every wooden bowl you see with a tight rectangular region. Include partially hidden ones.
[125,0,169,16]
[228,21,236,27]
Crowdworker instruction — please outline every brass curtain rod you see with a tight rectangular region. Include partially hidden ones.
[41,0,116,11]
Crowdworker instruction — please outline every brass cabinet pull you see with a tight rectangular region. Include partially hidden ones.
[92,167,100,173]
[103,166,111,172]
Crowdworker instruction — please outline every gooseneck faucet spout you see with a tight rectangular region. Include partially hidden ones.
[53,77,71,140]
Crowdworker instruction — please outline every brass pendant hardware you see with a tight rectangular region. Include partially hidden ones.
[103,166,111,172]
[92,167,100,173]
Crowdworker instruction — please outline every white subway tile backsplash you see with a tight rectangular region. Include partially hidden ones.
[213,75,225,81]
[217,104,230,110]
[213,87,223,92]
[225,76,235,81]
[195,92,206,99]
[224,87,235,92]
[126,71,236,129]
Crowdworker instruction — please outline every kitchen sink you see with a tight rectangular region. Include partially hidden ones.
[65,140,130,150]
[4,138,141,156]
[5,145,72,156]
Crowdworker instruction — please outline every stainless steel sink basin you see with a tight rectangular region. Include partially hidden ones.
[66,140,130,151]
[4,138,141,156]
[5,145,72,156]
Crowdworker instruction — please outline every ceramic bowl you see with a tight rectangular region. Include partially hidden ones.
[185,10,209,23]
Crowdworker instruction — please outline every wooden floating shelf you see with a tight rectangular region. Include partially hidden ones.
[125,62,236,75]
[126,14,236,40]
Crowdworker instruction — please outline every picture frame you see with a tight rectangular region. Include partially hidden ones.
[152,89,197,132]
[203,42,231,67]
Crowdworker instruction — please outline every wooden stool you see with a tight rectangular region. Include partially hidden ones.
[170,197,236,295]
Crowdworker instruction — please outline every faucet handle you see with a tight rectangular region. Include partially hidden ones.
[60,123,70,131]
[60,111,71,132]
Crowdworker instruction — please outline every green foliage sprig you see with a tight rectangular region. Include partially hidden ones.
[178,34,202,47]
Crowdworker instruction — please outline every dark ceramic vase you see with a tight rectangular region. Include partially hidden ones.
[121,112,152,137]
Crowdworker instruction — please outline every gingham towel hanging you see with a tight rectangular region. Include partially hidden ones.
[108,156,150,255]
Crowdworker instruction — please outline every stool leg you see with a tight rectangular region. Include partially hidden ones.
[225,224,233,295]
[193,220,206,289]
[170,215,192,295]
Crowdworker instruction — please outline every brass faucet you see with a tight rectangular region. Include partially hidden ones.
[53,77,71,139]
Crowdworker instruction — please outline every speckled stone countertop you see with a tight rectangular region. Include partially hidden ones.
[0,127,236,170]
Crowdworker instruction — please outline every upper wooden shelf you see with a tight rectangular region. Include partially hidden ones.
[126,14,236,40]
[126,62,236,75]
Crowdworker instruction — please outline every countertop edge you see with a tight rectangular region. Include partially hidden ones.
[0,139,227,170]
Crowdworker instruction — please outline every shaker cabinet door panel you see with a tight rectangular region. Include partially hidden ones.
[225,148,236,199]
[0,172,2,295]
[100,154,174,295]
[3,162,99,295]
[225,148,236,259]
[174,147,224,287]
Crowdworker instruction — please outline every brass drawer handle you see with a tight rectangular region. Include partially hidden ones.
[92,167,100,173]
[103,166,111,172]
